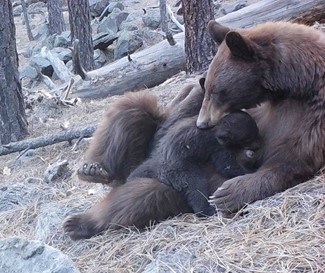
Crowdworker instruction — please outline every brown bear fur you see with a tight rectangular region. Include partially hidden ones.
[197,21,325,212]
[77,91,166,185]
[64,83,262,239]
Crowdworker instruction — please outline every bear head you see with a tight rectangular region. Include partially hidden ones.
[197,21,270,129]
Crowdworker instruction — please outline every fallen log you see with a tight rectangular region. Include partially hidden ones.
[0,125,96,156]
[71,0,325,99]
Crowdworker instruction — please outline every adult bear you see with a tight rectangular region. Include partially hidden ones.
[64,83,262,239]
[197,21,325,213]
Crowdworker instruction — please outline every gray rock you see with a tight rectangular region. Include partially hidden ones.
[19,65,38,80]
[35,202,91,242]
[108,2,124,13]
[114,30,143,60]
[99,1,124,19]
[28,2,46,14]
[120,11,144,31]
[143,250,195,273]
[135,29,164,47]
[0,237,80,273]
[93,31,118,50]
[43,160,72,183]
[0,183,56,212]
[221,0,247,15]
[94,49,107,68]
[34,24,49,41]
[90,0,110,17]
[142,9,161,30]
[97,8,129,33]
[13,5,23,16]
[66,60,73,72]
[30,55,54,77]
[53,31,71,48]
[51,47,72,63]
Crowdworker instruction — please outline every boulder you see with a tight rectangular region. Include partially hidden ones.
[142,9,161,30]
[19,65,38,80]
[93,31,118,50]
[97,8,129,33]
[30,55,54,77]
[89,0,110,17]
[94,49,107,68]
[51,47,73,63]
[120,11,144,31]
[114,30,143,60]
[13,5,23,16]
[0,237,80,273]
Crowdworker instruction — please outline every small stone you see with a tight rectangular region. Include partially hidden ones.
[43,160,71,183]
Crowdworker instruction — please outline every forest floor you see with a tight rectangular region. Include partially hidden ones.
[0,1,324,272]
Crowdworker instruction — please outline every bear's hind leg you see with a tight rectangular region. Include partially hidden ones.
[64,178,190,240]
[77,162,111,184]
[81,92,165,185]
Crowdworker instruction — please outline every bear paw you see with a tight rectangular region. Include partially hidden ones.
[63,215,100,240]
[77,162,111,184]
[209,175,254,213]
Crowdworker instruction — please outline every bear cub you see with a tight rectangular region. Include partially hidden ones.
[129,110,261,216]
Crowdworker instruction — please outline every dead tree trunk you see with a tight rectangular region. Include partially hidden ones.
[68,0,94,72]
[0,0,28,144]
[182,0,215,73]
[47,0,65,35]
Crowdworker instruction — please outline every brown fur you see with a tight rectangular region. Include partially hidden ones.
[64,178,191,239]
[197,21,325,212]
[78,91,165,185]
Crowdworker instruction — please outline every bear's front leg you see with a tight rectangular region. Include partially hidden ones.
[210,161,314,213]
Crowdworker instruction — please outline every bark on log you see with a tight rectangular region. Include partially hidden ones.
[0,125,96,156]
[71,0,325,99]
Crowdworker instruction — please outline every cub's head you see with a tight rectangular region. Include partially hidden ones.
[197,21,269,129]
[214,110,262,171]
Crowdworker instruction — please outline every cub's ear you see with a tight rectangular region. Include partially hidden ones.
[199,77,205,90]
[207,20,230,45]
[225,31,255,60]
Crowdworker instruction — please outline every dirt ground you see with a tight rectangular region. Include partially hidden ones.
[0,1,324,273]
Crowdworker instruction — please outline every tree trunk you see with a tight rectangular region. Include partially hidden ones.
[68,0,94,72]
[21,0,34,40]
[182,0,215,73]
[47,0,65,35]
[0,0,28,144]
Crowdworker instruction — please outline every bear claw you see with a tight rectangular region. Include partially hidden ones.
[77,162,111,184]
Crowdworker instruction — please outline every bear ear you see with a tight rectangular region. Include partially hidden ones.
[207,20,230,45]
[199,77,205,90]
[225,31,255,60]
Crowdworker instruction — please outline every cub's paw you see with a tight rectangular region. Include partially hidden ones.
[196,204,216,217]
[77,162,111,184]
[63,215,99,240]
[209,175,254,213]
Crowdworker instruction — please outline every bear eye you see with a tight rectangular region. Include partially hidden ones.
[245,149,255,158]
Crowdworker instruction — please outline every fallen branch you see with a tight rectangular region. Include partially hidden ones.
[0,125,96,156]
[167,4,184,31]
[71,0,325,99]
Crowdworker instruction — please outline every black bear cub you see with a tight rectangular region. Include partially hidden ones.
[129,110,261,216]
